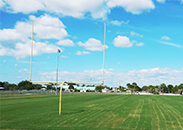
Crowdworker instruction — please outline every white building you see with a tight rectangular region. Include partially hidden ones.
[102,88,109,93]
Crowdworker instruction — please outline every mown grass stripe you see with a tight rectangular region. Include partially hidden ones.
[1,94,183,130]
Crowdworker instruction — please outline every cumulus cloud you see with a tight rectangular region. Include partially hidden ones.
[131,31,143,37]
[3,0,156,20]
[0,40,61,59]
[110,20,129,26]
[0,14,68,41]
[4,0,45,13]
[161,36,171,40]
[0,14,69,59]
[0,0,5,8]
[107,0,155,14]
[75,51,91,55]
[38,67,183,87]
[75,51,82,55]
[4,0,108,19]
[157,0,166,3]
[57,39,75,46]
[39,68,114,83]
[0,26,30,41]
[30,14,68,40]
[78,38,109,51]
[136,42,144,46]
[113,36,133,48]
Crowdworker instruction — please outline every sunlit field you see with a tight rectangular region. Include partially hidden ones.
[1,94,183,130]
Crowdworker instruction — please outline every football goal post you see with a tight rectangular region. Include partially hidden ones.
[29,21,107,115]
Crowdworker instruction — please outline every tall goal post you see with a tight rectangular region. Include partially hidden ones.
[29,21,107,115]
[30,21,34,82]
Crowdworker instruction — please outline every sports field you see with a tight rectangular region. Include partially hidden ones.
[1,94,183,130]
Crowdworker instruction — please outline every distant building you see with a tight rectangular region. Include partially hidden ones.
[0,87,5,91]
[102,88,109,93]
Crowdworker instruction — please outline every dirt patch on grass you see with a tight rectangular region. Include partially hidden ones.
[87,104,95,107]
[111,115,126,129]
[129,114,140,117]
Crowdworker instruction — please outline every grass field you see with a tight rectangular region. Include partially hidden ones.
[1,94,183,130]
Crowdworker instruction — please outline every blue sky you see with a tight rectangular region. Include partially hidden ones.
[1,0,183,87]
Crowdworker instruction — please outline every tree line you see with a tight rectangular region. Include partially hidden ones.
[126,82,183,94]
[1,80,183,94]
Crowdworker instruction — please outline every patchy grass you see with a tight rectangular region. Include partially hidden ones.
[0,94,183,130]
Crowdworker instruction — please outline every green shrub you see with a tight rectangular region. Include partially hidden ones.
[152,91,159,95]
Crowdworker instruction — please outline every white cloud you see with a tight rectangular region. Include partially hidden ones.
[0,14,69,59]
[3,0,156,20]
[0,14,68,41]
[157,0,166,3]
[107,0,155,14]
[131,31,143,37]
[5,0,108,19]
[4,0,45,13]
[61,55,69,58]
[30,14,68,40]
[159,41,183,48]
[136,42,144,46]
[0,28,28,41]
[161,36,171,40]
[78,38,109,51]
[75,51,91,55]
[0,0,5,8]
[75,51,82,55]
[15,64,18,66]
[38,67,183,87]
[110,20,129,26]
[39,68,114,83]
[0,40,61,59]
[57,39,74,46]
[83,51,91,55]
[3,60,6,62]
[18,68,28,73]
[113,36,133,48]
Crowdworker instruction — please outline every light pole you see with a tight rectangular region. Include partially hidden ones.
[56,49,61,95]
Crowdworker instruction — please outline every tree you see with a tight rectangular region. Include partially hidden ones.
[135,85,142,91]
[126,83,132,89]
[142,86,148,91]
[68,85,74,90]
[3,82,11,90]
[13,85,19,90]
[33,84,42,90]
[46,83,53,90]
[178,83,183,89]
[95,86,104,92]
[172,85,178,93]
[160,83,167,93]
[119,86,126,92]
[18,80,32,90]
[167,84,173,93]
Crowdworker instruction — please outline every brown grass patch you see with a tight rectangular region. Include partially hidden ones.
[87,104,95,107]
[129,114,140,117]
[111,115,126,129]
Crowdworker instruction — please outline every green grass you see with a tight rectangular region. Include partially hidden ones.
[0,91,55,97]
[0,94,183,130]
